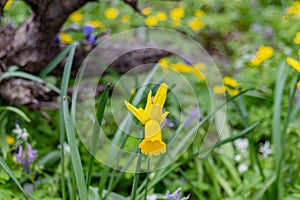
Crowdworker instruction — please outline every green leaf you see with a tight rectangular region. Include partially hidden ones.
[0,106,31,122]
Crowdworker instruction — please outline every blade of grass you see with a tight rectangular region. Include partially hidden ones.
[59,43,77,200]
[130,152,143,200]
[0,71,60,93]
[86,84,110,187]
[39,44,74,78]
[63,98,88,200]
[61,42,87,200]
[0,106,31,122]
[144,158,150,200]
[272,62,288,199]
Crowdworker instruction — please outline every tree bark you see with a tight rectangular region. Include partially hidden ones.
[0,0,171,109]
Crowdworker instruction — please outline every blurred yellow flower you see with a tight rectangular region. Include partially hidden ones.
[188,18,204,32]
[145,16,158,27]
[287,57,300,72]
[297,80,300,90]
[286,2,300,17]
[121,15,131,23]
[250,46,274,66]
[86,20,103,28]
[171,62,193,73]
[70,11,83,23]
[171,19,181,27]
[214,76,239,96]
[4,0,13,10]
[159,58,170,72]
[125,83,169,156]
[193,68,205,80]
[6,135,15,145]
[105,8,118,20]
[170,7,185,20]
[223,76,237,88]
[142,7,152,16]
[227,88,239,96]
[194,9,205,17]
[213,85,226,94]
[159,58,169,66]
[156,12,167,21]
[294,32,300,44]
[59,33,73,44]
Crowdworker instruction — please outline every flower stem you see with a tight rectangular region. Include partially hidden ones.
[144,158,150,200]
[130,152,143,200]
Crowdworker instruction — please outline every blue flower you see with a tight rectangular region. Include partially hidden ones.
[83,25,94,37]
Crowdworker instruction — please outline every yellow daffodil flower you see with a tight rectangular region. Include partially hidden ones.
[159,58,170,72]
[294,32,300,44]
[142,7,152,16]
[250,46,274,66]
[194,9,205,17]
[188,18,204,32]
[226,88,239,96]
[125,83,169,156]
[171,62,193,73]
[121,15,131,23]
[156,12,167,21]
[59,33,73,44]
[70,11,83,23]
[287,57,300,72]
[223,76,238,88]
[214,76,239,96]
[145,16,158,27]
[170,7,185,20]
[4,0,13,10]
[286,2,300,18]
[105,8,118,20]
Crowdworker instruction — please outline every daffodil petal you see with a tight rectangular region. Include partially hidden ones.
[149,104,163,122]
[145,120,161,138]
[153,83,168,106]
[124,101,145,124]
[144,90,153,120]
[139,131,166,156]
[161,112,169,124]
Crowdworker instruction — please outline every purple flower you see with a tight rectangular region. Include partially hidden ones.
[83,25,98,44]
[165,119,175,128]
[83,25,94,37]
[164,187,189,200]
[16,142,38,173]
[263,27,274,38]
[185,106,202,127]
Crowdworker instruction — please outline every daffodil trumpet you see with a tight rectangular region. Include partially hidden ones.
[125,83,169,156]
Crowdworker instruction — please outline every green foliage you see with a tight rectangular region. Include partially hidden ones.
[1,0,300,199]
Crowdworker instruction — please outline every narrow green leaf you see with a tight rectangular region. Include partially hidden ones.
[39,44,74,78]
[0,71,60,93]
[0,106,31,122]
[86,83,110,187]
